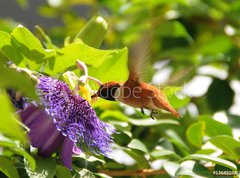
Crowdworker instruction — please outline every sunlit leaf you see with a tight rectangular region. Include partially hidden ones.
[10,25,52,69]
[199,115,232,136]
[150,149,181,160]
[73,153,105,163]
[0,156,19,178]
[186,121,205,147]
[165,129,190,156]
[162,161,180,177]
[181,154,237,171]
[45,42,129,82]
[78,169,95,178]
[25,156,56,178]
[89,47,129,82]
[120,147,149,169]
[75,16,108,48]
[176,160,214,178]
[195,149,216,155]
[168,94,191,109]
[128,139,148,153]
[35,25,56,49]
[0,25,54,70]
[209,135,240,160]
[100,110,129,122]
[0,91,26,142]
[129,118,179,126]
[0,141,35,171]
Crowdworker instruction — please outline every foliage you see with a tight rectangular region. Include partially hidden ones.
[0,0,240,177]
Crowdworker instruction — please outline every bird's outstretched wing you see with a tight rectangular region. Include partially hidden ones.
[128,30,154,82]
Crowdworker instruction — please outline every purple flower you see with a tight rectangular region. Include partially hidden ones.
[20,76,114,169]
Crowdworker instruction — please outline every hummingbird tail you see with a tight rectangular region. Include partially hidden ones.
[165,104,182,119]
[170,109,182,119]
[152,96,182,119]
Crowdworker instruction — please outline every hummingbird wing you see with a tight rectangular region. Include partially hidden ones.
[128,30,154,82]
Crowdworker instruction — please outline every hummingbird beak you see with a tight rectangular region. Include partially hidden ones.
[91,92,99,103]
[91,92,98,98]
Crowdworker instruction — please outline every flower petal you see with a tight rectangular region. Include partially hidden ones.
[61,137,74,169]
[20,105,41,126]
[38,130,64,157]
[28,112,55,148]
[73,144,81,155]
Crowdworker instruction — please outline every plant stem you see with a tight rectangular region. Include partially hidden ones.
[98,169,166,177]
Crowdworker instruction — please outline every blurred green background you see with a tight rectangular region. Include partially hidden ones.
[0,0,240,177]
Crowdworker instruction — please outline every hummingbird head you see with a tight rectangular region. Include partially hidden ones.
[92,81,121,101]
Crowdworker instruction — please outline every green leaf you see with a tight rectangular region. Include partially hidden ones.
[195,149,216,155]
[151,149,174,158]
[128,118,179,126]
[0,25,55,70]
[10,25,52,69]
[199,115,232,136]
[26,156,56,178]
[73,153,105,163]
[104,162,125,169]
[168,94,191,109]
[176,160,214,178]
[94,173,112,178]
[100,110,129,122]
[128,139,148,153]
[158,47,195,62]
[150,150,181,160]
[78,169,95,178]
[120,147,149,169]
[227,114,240,129]
[0,156,19,178]
[0,26,54,70]
[88,47,128,82]
[75,16,108,48]
[45,42,129,82]
[186,121,205,147]
[165,129,190,156]
[206,78,234,112]
[157,21,191,39]
[11,25,46,56]
[55,165,72,178]
[0,31,22,64]
[108,120,132,137]
[0,91,26,142]
[0,141,35,171]
[209,135,240,160]
[162,161,180,177]
[0,31,11,49]
[199,35,232,54]
[164,86,182,98]
[0,63,38,100]
[35,25,56,49]
[181,154,237,171]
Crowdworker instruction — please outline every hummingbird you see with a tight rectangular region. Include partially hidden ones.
[91,71,181,119]
[91,34,181,119]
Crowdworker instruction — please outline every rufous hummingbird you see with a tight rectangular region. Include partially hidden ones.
[91,62,181,119]
[91,35,181,119]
